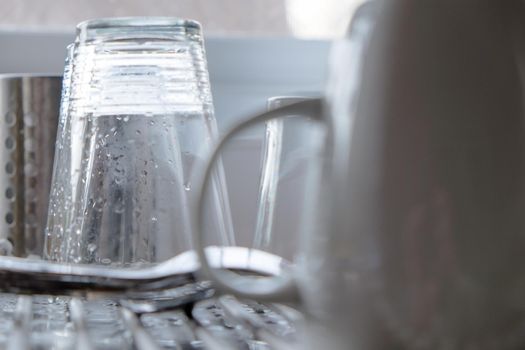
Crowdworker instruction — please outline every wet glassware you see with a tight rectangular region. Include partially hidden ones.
[252,96,322,262]
[44,17,235,266]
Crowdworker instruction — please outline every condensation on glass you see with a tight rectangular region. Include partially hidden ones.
[44,17,235,266]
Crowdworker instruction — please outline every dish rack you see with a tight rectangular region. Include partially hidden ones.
[0,291,300,349]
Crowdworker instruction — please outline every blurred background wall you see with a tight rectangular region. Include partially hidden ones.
[0,0,362,38]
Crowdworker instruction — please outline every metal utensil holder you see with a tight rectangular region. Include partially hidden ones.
[0,74,61,258]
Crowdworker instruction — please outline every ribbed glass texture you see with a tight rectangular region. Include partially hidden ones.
[44,18,235,266]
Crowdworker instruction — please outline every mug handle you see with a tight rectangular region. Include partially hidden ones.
[192,98,324,302]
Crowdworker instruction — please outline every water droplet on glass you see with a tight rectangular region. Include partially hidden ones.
[184,182,191,191]
[136,130,141,135]
[151,217,158,222]
[87,243,97,253]
[148,120,155,126]
[114,202,125,214]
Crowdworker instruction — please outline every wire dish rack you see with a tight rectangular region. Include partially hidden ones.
[0,291,301,350]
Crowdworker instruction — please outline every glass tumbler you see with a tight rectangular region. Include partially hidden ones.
[44,18,235,266]
[252,96,324,262]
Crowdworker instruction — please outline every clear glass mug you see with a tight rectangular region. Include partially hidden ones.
[192,1,525,349]
[44,18,235,266]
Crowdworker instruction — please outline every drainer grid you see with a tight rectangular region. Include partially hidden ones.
[0,293,298,350]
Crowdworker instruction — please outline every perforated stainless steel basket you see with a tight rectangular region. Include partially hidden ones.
[0,75,61,257]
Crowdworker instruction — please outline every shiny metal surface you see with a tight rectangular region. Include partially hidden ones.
[0,246,288,298]
[0,75,61,257]
[0,292,298,350]
[0,246,296,349]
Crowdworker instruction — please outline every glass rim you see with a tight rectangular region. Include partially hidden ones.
[76,17,202,32]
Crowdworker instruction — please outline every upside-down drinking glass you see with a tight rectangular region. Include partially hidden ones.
[44,17,235,266]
